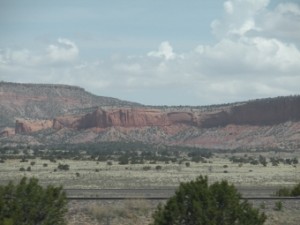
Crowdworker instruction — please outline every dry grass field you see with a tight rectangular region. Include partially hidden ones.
[0,152,299,224]
[0,154,298,188]
[66,198,300,225]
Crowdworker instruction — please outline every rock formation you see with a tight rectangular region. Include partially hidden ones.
[1,82,300,150]
[15,119,52,134]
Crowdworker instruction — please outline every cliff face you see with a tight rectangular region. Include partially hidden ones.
[78,108,170,128]
[201,97,300,128]
[15,119,53,134]
[2,81,300,150]
[13,95,300,133]
[35,108,199,131]
[0,82,140,127]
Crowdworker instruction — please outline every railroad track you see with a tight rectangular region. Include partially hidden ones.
[67,196,300,201]
[64,187,300,201]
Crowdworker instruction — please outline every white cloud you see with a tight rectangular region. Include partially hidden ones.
[1,1,300,105]
[276,3,300,15]
[46,38,79,63]
[147,41,177,60]
[224,1,234,14]
[212,0,270,38]
[259,2,300,42]
[0,38,79,68]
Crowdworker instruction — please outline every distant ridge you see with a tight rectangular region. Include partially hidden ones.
[0,81,141,127]
[0,81,84,90]
[0,82,299,150]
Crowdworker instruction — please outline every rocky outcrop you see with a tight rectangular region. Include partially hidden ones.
[2,81,300,149]
[0,127,15,137]
[52,108,198,130]
[13,95,300,135]
[15,119,52,134]
[14,108,200,134]
[0,81,140,127]
[201,96,300,128]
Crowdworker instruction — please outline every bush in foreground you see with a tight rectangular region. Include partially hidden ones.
[0,177,67,225]
[151,176,266,225]
[276,182,300,197]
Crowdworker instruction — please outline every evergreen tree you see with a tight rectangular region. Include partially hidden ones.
[151,176,266,225]
[0,177,67,225]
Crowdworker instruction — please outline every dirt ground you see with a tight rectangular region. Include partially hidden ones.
[66,199,300,225]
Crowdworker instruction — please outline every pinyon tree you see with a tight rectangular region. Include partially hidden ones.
[0,177,67,225]
[151,176,266,225]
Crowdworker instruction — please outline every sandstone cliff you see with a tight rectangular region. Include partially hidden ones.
[1,82,300,150]
[0,82,140,127]
[13,95,300,134]
[201,97,300,128]
[15,108,199,133]
[15,119,53,134]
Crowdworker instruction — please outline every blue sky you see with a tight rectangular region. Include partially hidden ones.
[1,0,300,105]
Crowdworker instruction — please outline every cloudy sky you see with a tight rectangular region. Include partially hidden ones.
[1,0,300,106]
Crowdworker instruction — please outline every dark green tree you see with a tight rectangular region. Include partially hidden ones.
[291,182,300,196]
[151,176,266,225]
[0,177,67,225]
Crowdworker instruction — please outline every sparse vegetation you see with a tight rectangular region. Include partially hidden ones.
[276,182,300,197]
[58,163,70,171]
[274,201,283,211]
[86,199,151,224]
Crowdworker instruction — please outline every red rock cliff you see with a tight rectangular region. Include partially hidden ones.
[15,119,53,134]
[54,108,198,130]
[201,96,300,128]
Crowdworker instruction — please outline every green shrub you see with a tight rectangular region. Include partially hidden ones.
[291,182,300,196]
[0,177,67,225]
[150,176,266,225]
[276,187,291,196]
[274,201,283,211]
[57,163,69,171]
[142,166,151,171]
[276,182,300,197]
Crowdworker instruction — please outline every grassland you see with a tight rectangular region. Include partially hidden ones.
[0,146,299,225]
[0,152,299,189]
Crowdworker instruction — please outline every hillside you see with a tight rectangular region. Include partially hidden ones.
[0,82,300,150]
[0,82,140,127]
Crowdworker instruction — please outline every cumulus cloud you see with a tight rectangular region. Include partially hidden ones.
[0,38,79,68]
[212,0,269,38]
[147,41,177,60]
[1,1,300,105]
[46,38,79,63]
[224,1,234,14]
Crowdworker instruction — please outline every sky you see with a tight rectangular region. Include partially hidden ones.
[0,0,300,106]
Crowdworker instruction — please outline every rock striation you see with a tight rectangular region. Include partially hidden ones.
[16,108,199,133]
[13,95,300,134]
[0,81,140,127]
[1,82,300,149]
[201,96,300,128]
[15,119,52,134]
